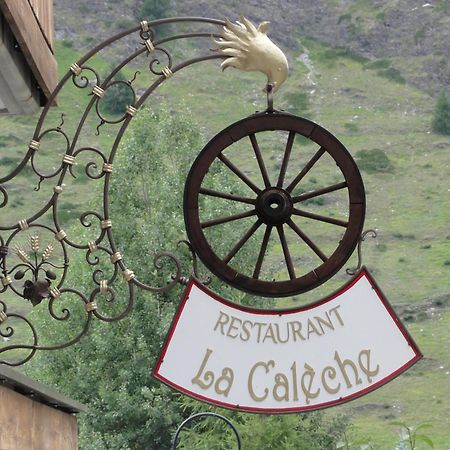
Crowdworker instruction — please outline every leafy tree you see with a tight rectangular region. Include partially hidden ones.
[140,0,171,22]
[27,105,349,449]
[99,67,134,117]
[431,92,450,135]
[138,0,172,38]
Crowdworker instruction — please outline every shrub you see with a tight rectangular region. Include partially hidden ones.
[364,59,391,70]
[355,148,393,173]
[344,122,359,133]
[337,13,352,25]
[432,92,450,135]
[377,67,406,84]
[99,67,134,116]
[285,91,310,117]
[139,0,172,36]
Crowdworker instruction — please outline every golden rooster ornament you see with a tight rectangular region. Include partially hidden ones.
[214,16,289,92]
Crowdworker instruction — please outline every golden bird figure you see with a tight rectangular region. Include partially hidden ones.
[214,16,289,92]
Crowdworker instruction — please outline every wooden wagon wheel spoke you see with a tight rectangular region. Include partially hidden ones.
[287,219,328,262]
[249,134,271,188]
[277,225,296,279]
[292,181,348,203]
[199,187,256,205]
[223,220,262,264]
[201,209,257,228]
[276,131,295,188]
[286,147,326,193]
[218,153,261,194]
[292,208,349,227]
[253,225,272,279]
[184,112,365,297]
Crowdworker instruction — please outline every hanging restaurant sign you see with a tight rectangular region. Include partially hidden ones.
[153,268,421,413]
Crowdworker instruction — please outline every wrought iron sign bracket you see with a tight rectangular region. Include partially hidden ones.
[0,17,231,366]
[1,15,370,366]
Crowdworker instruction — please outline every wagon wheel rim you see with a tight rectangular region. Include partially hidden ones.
[184,112,365,298]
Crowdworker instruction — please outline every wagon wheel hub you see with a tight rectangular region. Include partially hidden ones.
[256,187,293,226]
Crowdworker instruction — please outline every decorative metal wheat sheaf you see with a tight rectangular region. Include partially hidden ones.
[0,18,226,366]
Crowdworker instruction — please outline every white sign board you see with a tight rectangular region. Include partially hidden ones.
[153,270,421,413]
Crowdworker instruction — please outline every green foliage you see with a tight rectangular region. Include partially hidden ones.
[337,13,352,25]
[431,92,450,135]
[414,29,426,45]
[138,0,172,37]
[391,422,434,449]
[27,106,203,449]
[435,0,450,15]
[285,91,311,117]
[115,18,135,31]
[313,46,368,68]
[97,67,134,117]
[364,59,391,70]
[139,0,171,22]
[26,105,350,449]
[376,67,406,84]
[61,39,74,48]
[344,122,359,133]
[177,398,349,449]
[355,148,393,173]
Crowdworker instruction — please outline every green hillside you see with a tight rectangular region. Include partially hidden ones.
[1,18,449,448]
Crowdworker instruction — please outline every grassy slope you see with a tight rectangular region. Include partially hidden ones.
[1,35,449,447]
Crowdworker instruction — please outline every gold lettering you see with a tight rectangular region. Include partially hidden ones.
[263,324,277,344]
[315,312,335,334]
[227,316,241,339]
[306,318,323,339]
[329,305,344,326]
[290,362,299,401]
[274,323,289,343]
[240,320,252,342]
[192,348,215,390]
[290,321,305,341]
[358,349,380,383]
[301,363,320,404]
[215,368,234,397]
[321,366,341,394]
[253,322,265,343]
[248,360,274,402]
[334,351,362,388]
[214,311,229,334]
[273,373,289,401]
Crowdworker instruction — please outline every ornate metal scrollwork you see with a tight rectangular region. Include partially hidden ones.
[0,17,226,365]
[346,229,378,276]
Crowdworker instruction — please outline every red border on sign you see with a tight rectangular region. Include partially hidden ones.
[153,268,422,414]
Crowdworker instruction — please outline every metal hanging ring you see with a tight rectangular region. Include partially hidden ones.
[171,412,242,450]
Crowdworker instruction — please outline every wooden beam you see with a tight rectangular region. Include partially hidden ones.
[29,0,54,50]
[0,0,57,104]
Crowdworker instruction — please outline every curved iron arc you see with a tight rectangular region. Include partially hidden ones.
[172,412,242,450]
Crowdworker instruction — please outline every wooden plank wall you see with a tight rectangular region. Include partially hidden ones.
[0,0,57,102]
[28,0,53,50]
[0,385,78,450]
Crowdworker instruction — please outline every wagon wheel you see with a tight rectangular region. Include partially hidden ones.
[184,112,365,297]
